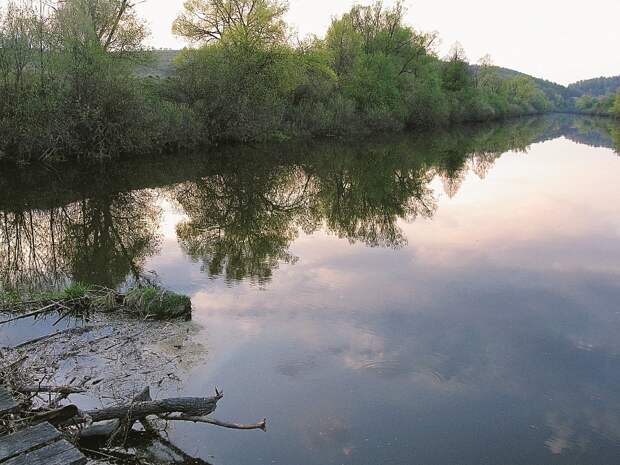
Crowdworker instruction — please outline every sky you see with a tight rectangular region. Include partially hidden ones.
[138,0,620,86]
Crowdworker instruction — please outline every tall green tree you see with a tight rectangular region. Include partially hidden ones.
[324,1,440,130]
[173,0,288,45]
[171,0,309,141]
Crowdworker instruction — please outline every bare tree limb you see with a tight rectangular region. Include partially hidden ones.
[160,414,267,431]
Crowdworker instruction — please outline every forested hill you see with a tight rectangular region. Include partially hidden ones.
[569,76,620,97]
[473,65,576,96]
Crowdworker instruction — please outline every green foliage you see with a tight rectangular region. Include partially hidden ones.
[614,90,620,118]
[172,38,298,142]
[124,286,191,319]
[0,290,21,307]
[0,281,90,308]
[173,0,288,46]
[0,0,603,161]
[0,0,191,161]
[575,93,616,116]
[569,76,620,97]
[62,282,92,300]
[0,281,190,319]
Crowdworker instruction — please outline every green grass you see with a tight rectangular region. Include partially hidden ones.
[62,282,92,300]
[1,282,191,320]
[0,290,21,307]
[124,286,192,319]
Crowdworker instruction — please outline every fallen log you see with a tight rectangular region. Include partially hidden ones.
[17,385,87,395]
[82,391,223,423]
[106,387,153,446]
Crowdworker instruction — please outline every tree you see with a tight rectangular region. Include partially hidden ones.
[172,0,288,46]
[442,42,470,92]
[614,89,620,117]
[53,0,148,55]
[324,1,440,129]
[0,2,40,93]
[325,1,437,78]
[476,54,501,92]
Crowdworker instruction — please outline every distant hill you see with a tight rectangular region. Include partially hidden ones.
[471,65,580,109]
[568,76,620,97]
[136,49,180,78]
[489,66,580,99]
[472,65,620,109]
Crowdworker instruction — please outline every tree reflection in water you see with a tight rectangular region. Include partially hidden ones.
[170,117,556,283]
[1,115,618,290]
[0,191,161,291]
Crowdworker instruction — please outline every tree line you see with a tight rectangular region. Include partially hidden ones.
[569,76,620,97]
[574,90,620,117]
[0,0,617,162]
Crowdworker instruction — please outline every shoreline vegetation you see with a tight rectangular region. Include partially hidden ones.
[0,282,193,323]
[0,0,618,163]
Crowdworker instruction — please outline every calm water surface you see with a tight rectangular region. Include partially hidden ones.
[2,116,620,464]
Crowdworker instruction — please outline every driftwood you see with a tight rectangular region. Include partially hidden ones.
[104,386,153,445]
[83,394,222,423]
[160,414,267,431]
[76,387,266,438]
[17,385,87,395]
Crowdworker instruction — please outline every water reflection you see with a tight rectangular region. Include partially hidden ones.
[0,191,161,290]
[168,116,566,282]
[1,115,620,464]
[171,162,310,285]
[0,115,618,289]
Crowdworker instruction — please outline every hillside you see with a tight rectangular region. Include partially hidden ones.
[136,49,180,78]
[568,76,620,97]
[488,66,580,99]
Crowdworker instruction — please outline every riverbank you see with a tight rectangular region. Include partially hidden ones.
[0,294,265,464]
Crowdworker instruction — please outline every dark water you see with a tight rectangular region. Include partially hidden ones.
[2,115,620,464]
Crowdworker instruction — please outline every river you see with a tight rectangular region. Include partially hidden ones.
[1,115,620,464]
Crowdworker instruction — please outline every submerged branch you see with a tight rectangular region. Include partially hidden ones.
[0,302,59,325]
[12,325,98,349]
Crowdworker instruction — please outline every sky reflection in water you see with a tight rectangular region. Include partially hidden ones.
[2,116,620,464]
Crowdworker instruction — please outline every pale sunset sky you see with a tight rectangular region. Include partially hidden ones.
[135,0,620,86]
